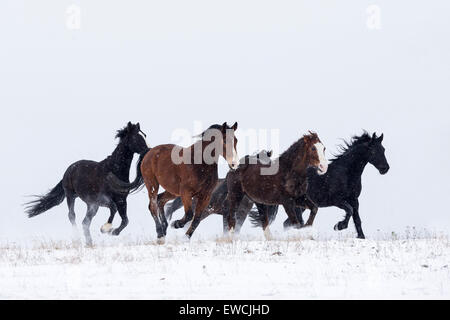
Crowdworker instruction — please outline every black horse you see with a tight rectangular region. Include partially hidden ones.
[162,150,278,234]
[250,132,390,239]
[25,122,149,246]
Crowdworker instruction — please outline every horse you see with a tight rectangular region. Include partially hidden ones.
[136,122,239,243]
[226,131,328,237]
[25,122,150,246]
[162,150,277,234]
[249,132,390,239]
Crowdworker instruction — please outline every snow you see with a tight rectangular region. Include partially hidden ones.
[1,231,448,299]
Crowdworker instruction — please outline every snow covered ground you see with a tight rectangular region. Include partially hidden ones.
[0,230,448,300]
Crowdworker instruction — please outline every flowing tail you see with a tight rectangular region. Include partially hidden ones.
[25,181,65,218]
[248,205,279,228]
[164,197,183,221]
[106,150,148,195]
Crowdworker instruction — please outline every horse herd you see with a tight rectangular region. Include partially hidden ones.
[25,122,390,246]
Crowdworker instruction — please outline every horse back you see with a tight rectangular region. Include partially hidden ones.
[141,144,218,196]
[63,160,110,201]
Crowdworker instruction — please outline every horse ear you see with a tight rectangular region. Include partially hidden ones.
[127,121,133,130]
[372,132,377,140]
[232,122,238,130]
[267,150,273,157]
[221,122,228,132]
[136,123,141,131]
[377,133,384,142]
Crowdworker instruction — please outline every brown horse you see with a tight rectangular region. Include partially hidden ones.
[141,122,238,243]
[226,132,328,237]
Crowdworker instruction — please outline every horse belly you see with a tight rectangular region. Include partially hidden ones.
[241,177,281,205]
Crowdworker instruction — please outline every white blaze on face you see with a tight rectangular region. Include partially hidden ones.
[225,131,239,169]
[139,131,150,148]
[230,146,239,169]
[315,142,328,175]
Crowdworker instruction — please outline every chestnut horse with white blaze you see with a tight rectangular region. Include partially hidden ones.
[226,132,328,238]
[141,122,239,243]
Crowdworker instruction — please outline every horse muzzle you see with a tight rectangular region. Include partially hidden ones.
[317,163,328,175]
[379,165,390,175]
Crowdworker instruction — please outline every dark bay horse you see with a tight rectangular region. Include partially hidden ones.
[162,150,276,234]
[25,122,149,246]
[226,132,328,236]
[138,122,239,243]
[249,132,390,239]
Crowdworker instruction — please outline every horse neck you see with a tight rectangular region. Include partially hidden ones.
[278,141,308,177]
[187,139,221,168]
[335,146,369,178]
[106,141,134,180]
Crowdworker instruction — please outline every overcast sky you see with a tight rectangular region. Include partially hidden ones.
[1,1,449,242]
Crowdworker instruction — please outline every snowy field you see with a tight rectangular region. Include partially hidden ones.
[0,230,448,300]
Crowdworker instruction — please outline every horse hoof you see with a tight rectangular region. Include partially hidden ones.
[171,220,182,229]
[334,222,345,231]
[357,234,366,239]
[263,228,272,241]
[156,237,165,245]
[100,223,113,234]
[111,229,120,236]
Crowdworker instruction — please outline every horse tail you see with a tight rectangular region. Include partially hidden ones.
[249,205,279,228]
[164,197,183,221]
[106,150,149,195]
[25,181,65,218]
[129,150,148,193]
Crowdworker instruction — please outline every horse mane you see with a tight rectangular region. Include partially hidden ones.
[193,124,223,139]
[331,131,372,162]
[279,132,317,166]
[115,125,133,140]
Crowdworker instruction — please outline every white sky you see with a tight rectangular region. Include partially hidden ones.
[1,1,449,241]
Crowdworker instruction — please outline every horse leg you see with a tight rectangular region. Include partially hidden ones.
[226,181,244,233]
[301,197,317,227]
[234,198,253,234]
[286,206,305,228]
[66,192,80,241]
[144,176,165,243]
[66,192,76,227]
[334,201,354,232]
[100,205,117,234]
[172,193,193,229]
[305,207,318,227]
[111,200,128,236]
[185,194,212,238]
[348,199,364,239]
[222,214,229,234]
[82,203,99,247]
[157,191,176,235]
[256,203,273,240]
[282,201,302,229]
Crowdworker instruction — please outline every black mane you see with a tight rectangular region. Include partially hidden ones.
[331,131,372,162]
[279,138,305,166]
[195,124,224,138]
[115,124,136,140]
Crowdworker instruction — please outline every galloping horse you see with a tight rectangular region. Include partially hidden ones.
[25,122,149,246]
[227,132,328,238]
[139,122,239,243]
[162,150,275,234]
[249,132,389,239]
